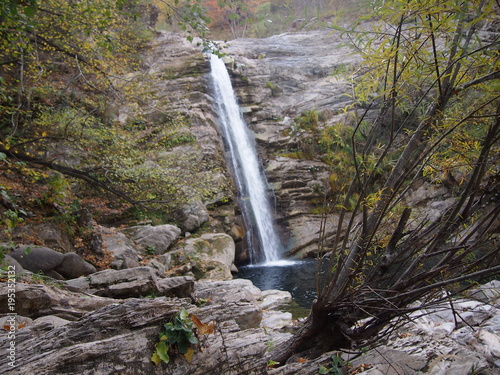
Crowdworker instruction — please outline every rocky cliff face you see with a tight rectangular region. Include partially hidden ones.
[219,30,362,257]
[133,29,363,260]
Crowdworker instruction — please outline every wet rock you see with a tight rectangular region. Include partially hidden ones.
[261,289,293,310]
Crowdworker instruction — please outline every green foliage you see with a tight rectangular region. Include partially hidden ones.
[295,110,319,132]
[152,310,198,365]
[145,245,157,255]
[310,0,500,353]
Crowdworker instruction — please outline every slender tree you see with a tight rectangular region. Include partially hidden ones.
[272,0,500,364]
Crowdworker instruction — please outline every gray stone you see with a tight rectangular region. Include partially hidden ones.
[1,254,24,274]
[33,315,71,329]
[196,279,263,330]
[0,282,115,319]
[199,233,236,268]
[88,267,159,298]
[146,258,167,277]
[154,253,172,269]
[169,233,236,281]
[261,289,292,310]
[0,277,271,375]
[261,310,293,330]
[125,224,181,255]
[54,252,96,279]
[8,245,64,274]
[102,232,140,269]
[0,315,33,330]
[64,276,91,292]
[466,280,500,304]
[156,276,194,297]
[174,200,209,232]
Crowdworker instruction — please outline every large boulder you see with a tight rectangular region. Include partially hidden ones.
[66,267,195,299]
[101,231,141,269]
[54,252,97,279]
[174,200,209,232]
[88,267,160,298]
[195,279,263,330]
[125,224,181,255]
[7,245,96,279]
[8,245,64,274]
[169,233,236,280]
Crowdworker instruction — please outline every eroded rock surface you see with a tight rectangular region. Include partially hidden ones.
[0,278,275,375]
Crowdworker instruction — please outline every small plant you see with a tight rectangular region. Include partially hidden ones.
[318,353,345,375]
[151,310,198,365]
[145,245,157,255]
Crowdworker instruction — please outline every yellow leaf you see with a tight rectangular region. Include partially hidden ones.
[184,347,195,362]
[151,352,162,365]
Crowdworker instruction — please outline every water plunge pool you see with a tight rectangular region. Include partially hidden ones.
[235,259,320,317]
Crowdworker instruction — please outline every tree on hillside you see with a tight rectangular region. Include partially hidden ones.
[271,0,500,364]
[0,0,227,214]
[0,0,148,198]
[205,0,267,38]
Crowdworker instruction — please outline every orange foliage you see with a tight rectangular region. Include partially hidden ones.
[204,0,267,37]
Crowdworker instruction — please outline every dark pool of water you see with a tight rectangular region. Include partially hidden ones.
[235,259,320,310]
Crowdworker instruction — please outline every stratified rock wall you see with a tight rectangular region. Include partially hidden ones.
[221,30,362,257]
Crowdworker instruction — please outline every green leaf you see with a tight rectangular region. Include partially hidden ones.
[154,341,170,364]
[167,330,179,344]
[179,310,189,321]
[185,331,198,345]
[177,339,188,354]
[0,152,7,161]
[24,6,37,17]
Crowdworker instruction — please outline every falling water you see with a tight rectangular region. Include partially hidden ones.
[210,54,282,264]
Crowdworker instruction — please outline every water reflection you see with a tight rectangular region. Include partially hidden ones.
[236,259,319,308]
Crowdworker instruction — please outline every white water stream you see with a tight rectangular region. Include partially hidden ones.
[210,54,283,264]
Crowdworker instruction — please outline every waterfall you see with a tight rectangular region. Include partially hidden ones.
[210,54,282,264]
